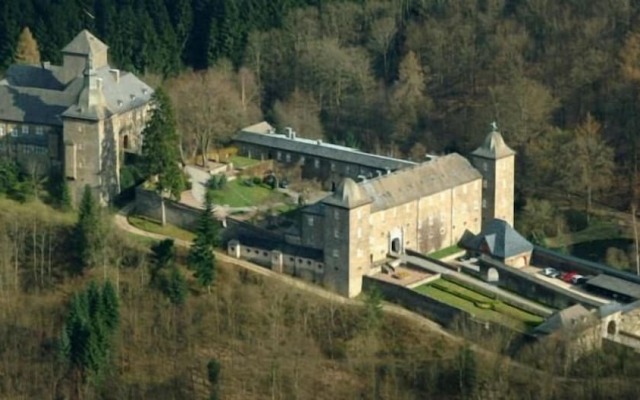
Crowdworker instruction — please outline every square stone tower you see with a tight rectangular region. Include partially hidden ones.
[322,178,372,298]
[470,124,516,228]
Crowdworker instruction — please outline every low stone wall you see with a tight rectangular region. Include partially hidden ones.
[134,186,200,231]
[227,239,324,285]
[480,256,603,310]
[533,247,640,284]
[363,276,464,326]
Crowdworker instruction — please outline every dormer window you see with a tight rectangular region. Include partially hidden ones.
[117,100,123,107]
[22,125,28,135]
[142,88,148,95]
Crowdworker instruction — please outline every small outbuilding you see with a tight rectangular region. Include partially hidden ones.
[459,219,533,268]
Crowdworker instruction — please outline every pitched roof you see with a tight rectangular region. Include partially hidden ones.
[459,219,533,258]
[586,275,640,301]
[323,177,372,209]
[359,153,482,212]
[0,65,153,125]
[237,234,323,261]
[234,123,415,171]
[471,130,515,160]
[62,30,108,55]
[4,64,65,90]
[534,304,596,335]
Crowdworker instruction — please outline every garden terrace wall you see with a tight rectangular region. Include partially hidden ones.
[134,186,200,231]
[479,255,603,310]
[533,247,640,284]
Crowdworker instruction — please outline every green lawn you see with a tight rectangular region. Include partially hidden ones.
[127,215,195,242]
[428,245,463,260]
[229,155,260,169]
[208,179,288,207]
[414,279,544,331]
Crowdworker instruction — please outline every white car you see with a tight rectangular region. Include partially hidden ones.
[542,268,560,278]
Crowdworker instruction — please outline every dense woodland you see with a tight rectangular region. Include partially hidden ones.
[5,1,640,398]
[5,0,640,216]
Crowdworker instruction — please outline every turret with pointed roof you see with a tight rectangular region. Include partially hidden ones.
[469,123,516,227]
[59,30,109,83]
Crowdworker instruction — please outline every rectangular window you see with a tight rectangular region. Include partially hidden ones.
[0,125,4,136]
[332,249,339,258]
[357,227,362,239]
[21,125,28,134]
[300,156,305,165]
[285,153,291,162]
[483,180,488,189]
[346,166,350,173]
[428,215,433,226]
[483,162,488,171]
[334,209,340,220]
[314,158,320,169]
[276,151,281,160]
[308,216,314,227]
[357,249,363,258]
[11,127,18,137]
[482,199,487,208]
[357,209,362,220]
[330,162,336,172]
[334,229,340,239]
[36,126,44,135]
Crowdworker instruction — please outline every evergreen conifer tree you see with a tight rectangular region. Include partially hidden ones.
[74,185,102,273]
[166,266,188,306]
[188,197,218,292]
[141,88,185,200]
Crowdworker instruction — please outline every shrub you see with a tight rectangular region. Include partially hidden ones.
[252,176,262,185]
[564,209,588,232]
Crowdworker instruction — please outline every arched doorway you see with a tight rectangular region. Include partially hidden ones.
[389,228,403,254]
[331,181,337,192]
[391,238,401,253]
[607,320,617,335]
[123,134,130,150]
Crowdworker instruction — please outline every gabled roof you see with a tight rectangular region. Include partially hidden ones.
[234,122,415,171]
[323,178,372,209]
[360,153,482,212]
[534,304,596,335]
[586,275,640,301]
[471,129,515,160]
[4,64,65,90]
[459,219,533,258]
[62,30,108,55]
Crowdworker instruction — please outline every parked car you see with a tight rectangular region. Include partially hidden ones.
[542,267,560,278]
[561,271,578,283]
[572,275,588,285]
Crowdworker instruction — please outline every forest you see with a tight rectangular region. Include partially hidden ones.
[5,0,640,398]
[4,0,640,219]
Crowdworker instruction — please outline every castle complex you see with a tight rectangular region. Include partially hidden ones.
[232,122,516,297]
[0,30,153,203]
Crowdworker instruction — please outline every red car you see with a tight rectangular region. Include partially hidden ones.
[560,271,578,283]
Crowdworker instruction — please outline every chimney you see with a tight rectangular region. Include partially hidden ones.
[284,127,293,139]
[317,139,323,145]
[109,68,120,83]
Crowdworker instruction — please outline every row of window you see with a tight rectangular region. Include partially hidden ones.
[275,150,376,175]
[0,125,45,137]
[0,143,48,154]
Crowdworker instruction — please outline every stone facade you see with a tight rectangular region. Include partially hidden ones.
[0,30,153,204]
[230,123,514,297]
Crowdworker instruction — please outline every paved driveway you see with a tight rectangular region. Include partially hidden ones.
[184,165,211,205]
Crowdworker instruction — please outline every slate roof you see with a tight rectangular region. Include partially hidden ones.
[360,153,482,212]
[586,275,640,301]
[534,304,596,335]
[323,177,372,209]
[62,30,108,55]
[459,219,533,259]
[0,66,152,125]
[238,234,324,261]
[471,130,515,160]
[234,122,415,171]
[4,64,65,90]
